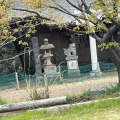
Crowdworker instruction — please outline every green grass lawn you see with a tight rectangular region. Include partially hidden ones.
[1,98,120,120]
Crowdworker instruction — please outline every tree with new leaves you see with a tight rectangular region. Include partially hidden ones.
[0,0,11,43]
[0,0,43,74]
[49,0,120,84]
[0,0,17,74]
[14,0,120,83]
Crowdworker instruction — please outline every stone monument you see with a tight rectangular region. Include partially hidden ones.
[63,43,80,77]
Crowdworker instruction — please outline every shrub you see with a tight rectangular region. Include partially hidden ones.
[29,86,46,100]
[105,84,120,95]
[82,89,92,96]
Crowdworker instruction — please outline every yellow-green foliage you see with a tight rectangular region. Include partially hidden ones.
[98,42,119,51]
[0,0,37,45]
[24,0,44,8]
[0,0,9,41]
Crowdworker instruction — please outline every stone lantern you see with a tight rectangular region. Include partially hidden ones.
[40,38,56,74]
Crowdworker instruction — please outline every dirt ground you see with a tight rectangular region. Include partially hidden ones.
[0,75,118,103]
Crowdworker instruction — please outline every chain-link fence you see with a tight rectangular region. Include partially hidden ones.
[0,73,17,90]
[0,62,117,90]
[0,62,118,103]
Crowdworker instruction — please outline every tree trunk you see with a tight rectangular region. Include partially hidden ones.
[117,69,120,84]
[106,47,120,84]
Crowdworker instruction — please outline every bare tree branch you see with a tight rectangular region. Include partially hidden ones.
[12,8,51,21]
[66,0,83,12]
[76,0,82,9]
[49,5,96,25]
[81,0,92,14]
[64,27,86,34]
[51,0,79,18]
[49,6,73,16]
[0,47,41,62]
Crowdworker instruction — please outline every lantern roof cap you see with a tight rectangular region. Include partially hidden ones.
[40,38,55,49]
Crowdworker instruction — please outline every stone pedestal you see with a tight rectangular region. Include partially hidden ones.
[66,55,80,77]
[42,52,60,80]
[90,69,102,76]
[44,65,57,74]
[44,65,61,81]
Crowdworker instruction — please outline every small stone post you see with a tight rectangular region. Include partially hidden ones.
[44,74,49,98]
[15,72,20,89]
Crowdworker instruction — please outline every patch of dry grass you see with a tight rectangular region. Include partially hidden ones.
[0,73,118,103]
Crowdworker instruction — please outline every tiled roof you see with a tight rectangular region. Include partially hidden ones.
[49,0,94,22]
[55,0,93,8]
[47,0,93,15]
[11,0,94,22]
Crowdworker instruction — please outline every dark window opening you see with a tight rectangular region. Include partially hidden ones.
[75,34,90,49]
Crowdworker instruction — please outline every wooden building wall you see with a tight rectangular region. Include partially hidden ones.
[36,30,110,66]
[38,32,70,65]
